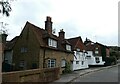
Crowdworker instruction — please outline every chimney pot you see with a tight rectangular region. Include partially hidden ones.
[45,16,53,34]
[46,16,51,21]
[59,29,65,40]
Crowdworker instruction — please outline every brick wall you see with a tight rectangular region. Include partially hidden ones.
[0,43,2,84]
[12,25,41,70]
[2,67,60,83]
[43,49,73,74]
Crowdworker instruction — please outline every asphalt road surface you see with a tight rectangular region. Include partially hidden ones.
[71,65,119,82]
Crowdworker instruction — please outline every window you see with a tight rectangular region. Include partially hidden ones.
[86,55,91,59]
[61,59,66,67]
[48,38,57,48]
[96,47,98,50]
[19,60,26,68]
[21,47,27,53]
[48,59,56,68]
[66,44,71,51]
[81,61,84,65]
[76,61,79,64]
[31,63,37,69]
[76,48,80,51]
[95,57,100,63]
[95,47,99,54]
[95,51,99,54]
[76,51,80,56]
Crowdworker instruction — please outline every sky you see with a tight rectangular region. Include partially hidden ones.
[0,0,119,46]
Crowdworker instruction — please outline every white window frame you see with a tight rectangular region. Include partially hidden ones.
[61,59,66,67]
[48,38,57,48]
[48,59,56,68]
[95,51,99,54]
[66,44,71,51]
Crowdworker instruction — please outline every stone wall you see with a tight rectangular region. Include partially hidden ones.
[2,67,60,83]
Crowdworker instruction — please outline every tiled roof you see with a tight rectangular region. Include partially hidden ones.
[67,36,86,51]
[5,36,19,50]
[85,41,109,51]
[85,43,95,51]
[24,22,73,53]
[95,42,109,49]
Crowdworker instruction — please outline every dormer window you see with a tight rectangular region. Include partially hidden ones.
[76,48,80,52]
[66,44,71,51]
[48,38,57,48]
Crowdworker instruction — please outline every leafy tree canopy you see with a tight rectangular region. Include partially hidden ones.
[0,0,12,17]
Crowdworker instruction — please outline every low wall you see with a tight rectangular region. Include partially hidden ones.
[2,67,60,83]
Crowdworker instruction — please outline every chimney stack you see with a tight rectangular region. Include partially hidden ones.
[59,29,65,40]
[45,16,53,34]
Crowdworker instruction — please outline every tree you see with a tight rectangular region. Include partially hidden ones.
[0,0,12,17]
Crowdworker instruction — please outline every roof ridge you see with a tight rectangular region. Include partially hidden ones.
[67,36,81,40]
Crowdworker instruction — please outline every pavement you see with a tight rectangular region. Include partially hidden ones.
[50,60,120,84]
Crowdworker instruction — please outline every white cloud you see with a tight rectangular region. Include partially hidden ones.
[0,0,119,46]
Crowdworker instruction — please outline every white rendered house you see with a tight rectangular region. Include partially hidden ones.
[85,51,105,65]
[84,38,106,66]
[68,37,89,71]
[72,50,88,71]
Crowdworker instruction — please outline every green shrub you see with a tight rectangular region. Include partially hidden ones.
[63,62,71,74]
[105,56,117,66]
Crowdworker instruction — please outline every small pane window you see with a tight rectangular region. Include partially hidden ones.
[48,38,57,48]
[48,59,56,68]
[66,44,71,51]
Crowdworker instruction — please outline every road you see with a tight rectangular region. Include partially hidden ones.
[71,65,119,82]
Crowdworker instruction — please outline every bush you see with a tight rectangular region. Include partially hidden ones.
[104,56,117,66]
[62,62,71,74]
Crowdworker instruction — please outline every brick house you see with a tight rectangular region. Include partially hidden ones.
[2,36,19,72]
[84,38,110,65]
[11,16,74,74]
[0,34,8,62]
[4,36,19,65]
[0,33,8,82]
[67,36,88,70]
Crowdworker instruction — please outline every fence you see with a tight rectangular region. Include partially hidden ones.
[2,67,60,83]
